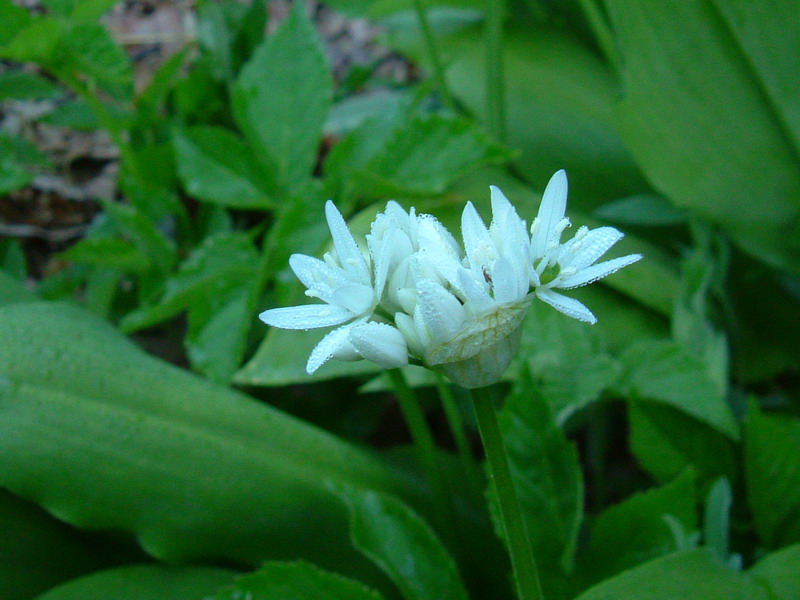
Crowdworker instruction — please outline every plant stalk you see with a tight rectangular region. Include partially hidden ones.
[436,375,481,497]
[471,385,543,600]
[411,0,454,109]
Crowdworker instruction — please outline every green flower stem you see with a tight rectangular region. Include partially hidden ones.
[485,0,506,142]
[388,369,455,546]
[411,0,454,110]
[471,386,543,600]
[577,0,619,70]
[436,375,482,497]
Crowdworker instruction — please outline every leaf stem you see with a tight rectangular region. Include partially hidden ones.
[471,385,544,600]
[485,0,506,141]
[411,0,454,110]
[436,375,482,497]
[388,369,455,547]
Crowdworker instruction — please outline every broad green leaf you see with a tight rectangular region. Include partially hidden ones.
[0,17,60,64]
[174,126,275,208]
[628,402,737,486]
[136,48,188,115]
[745,409,800,548]
[233,0,331,191]
[61,237,150,273]
[60,23,133,100]
[334,485,469,600]
[607,0,800,273]
[69,0,119,22]
[353,114,512,197]
[749,544,800,600]
[210,561,383,600]
[35,565,236,600]
[594,195,687,227]
[197,0,266,83]
[493,371,583,599]
[0,131,50,194]
[617,340,738,439]
[0,301,437,578]
[0,239,27,281]
[0,489,106,600]
[0,0,32,45]
[578,470,696,587]
[574,549,768,600]
[0,70,62,101]
[38,100,102,129]
[385,21,648,206]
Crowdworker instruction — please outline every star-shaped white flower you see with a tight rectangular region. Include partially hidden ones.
[259,201,407,374]
[529,170,643,324]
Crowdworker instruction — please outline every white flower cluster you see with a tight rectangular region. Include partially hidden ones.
[260,170,642,388]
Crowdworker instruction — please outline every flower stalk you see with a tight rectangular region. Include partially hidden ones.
[471,385,543,600]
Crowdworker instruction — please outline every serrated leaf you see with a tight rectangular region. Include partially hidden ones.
[61,237,150,272]
[174,126,275,208]
[492,371,583,599]
[574,549,768,600]
[745,409,800,548]
[594,195,687,226]
[0,70,63,101]
[579,471,696,586]
[608,0,800,273]
[0,301,435,577]
[232,1,331,191]
[355,115,512,197]
[35,565,236,600]
[0,489,106,600]
[617,340,738,439]
[749,544,800,600]
[60,23,133,100]
[628,401,737,486]
[210,561,383,600]
[333,485,468,600]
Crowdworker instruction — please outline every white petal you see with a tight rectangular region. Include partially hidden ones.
[456,267,494,313]
[325,200,369,282]
[558,254,643,289]
[491,256,521,303]
[417,279,466,341]
[331,339,361,361]
[289,254,347,303]
[489,185,513,225]
[259,304,353,330]
[395,312,424,357]
[461,201,494,270]
[532,169,568,256]
[349,322,409,369]
[568,227,624,270]
[332,283,375,315]
[536,288,597,324]
[306,324,357,373]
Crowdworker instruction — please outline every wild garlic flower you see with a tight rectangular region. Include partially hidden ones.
[259,201,408,374]
[260,170,642,387]
[529,170,643,324]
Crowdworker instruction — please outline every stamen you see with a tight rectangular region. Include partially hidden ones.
[530,218,541,236]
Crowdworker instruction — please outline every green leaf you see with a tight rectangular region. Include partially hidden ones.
[121,231,256,332]
[617,340,738,439]
[60,23,133,100]
[0,238,27,281]
[493,371,584,599]
[354,114,512,197]
[703,477,733,563]
[333,485,469,600]
[61,237,150,273]
[210,561,383,600]
[745,409,800,548]
[578,470,696,587]
[607,0,800,273]
[386,22,648,206]
[0,0,32,45]
[174,126,275,208]
[0,301,435,577]
[232,0,331,191]
[0,70,63,101]
[0,489,106,600]
[628,402,737,486]
[35,565,236,600]
[101,200,176,275]
[197,0,266,83]
[0,17,60,63]
[573,549,768,600]
[594,195,687,227]
[749,544,800,600]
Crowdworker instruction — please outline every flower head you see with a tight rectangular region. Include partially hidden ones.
[529,170,643,324]
[260,170,642,386]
